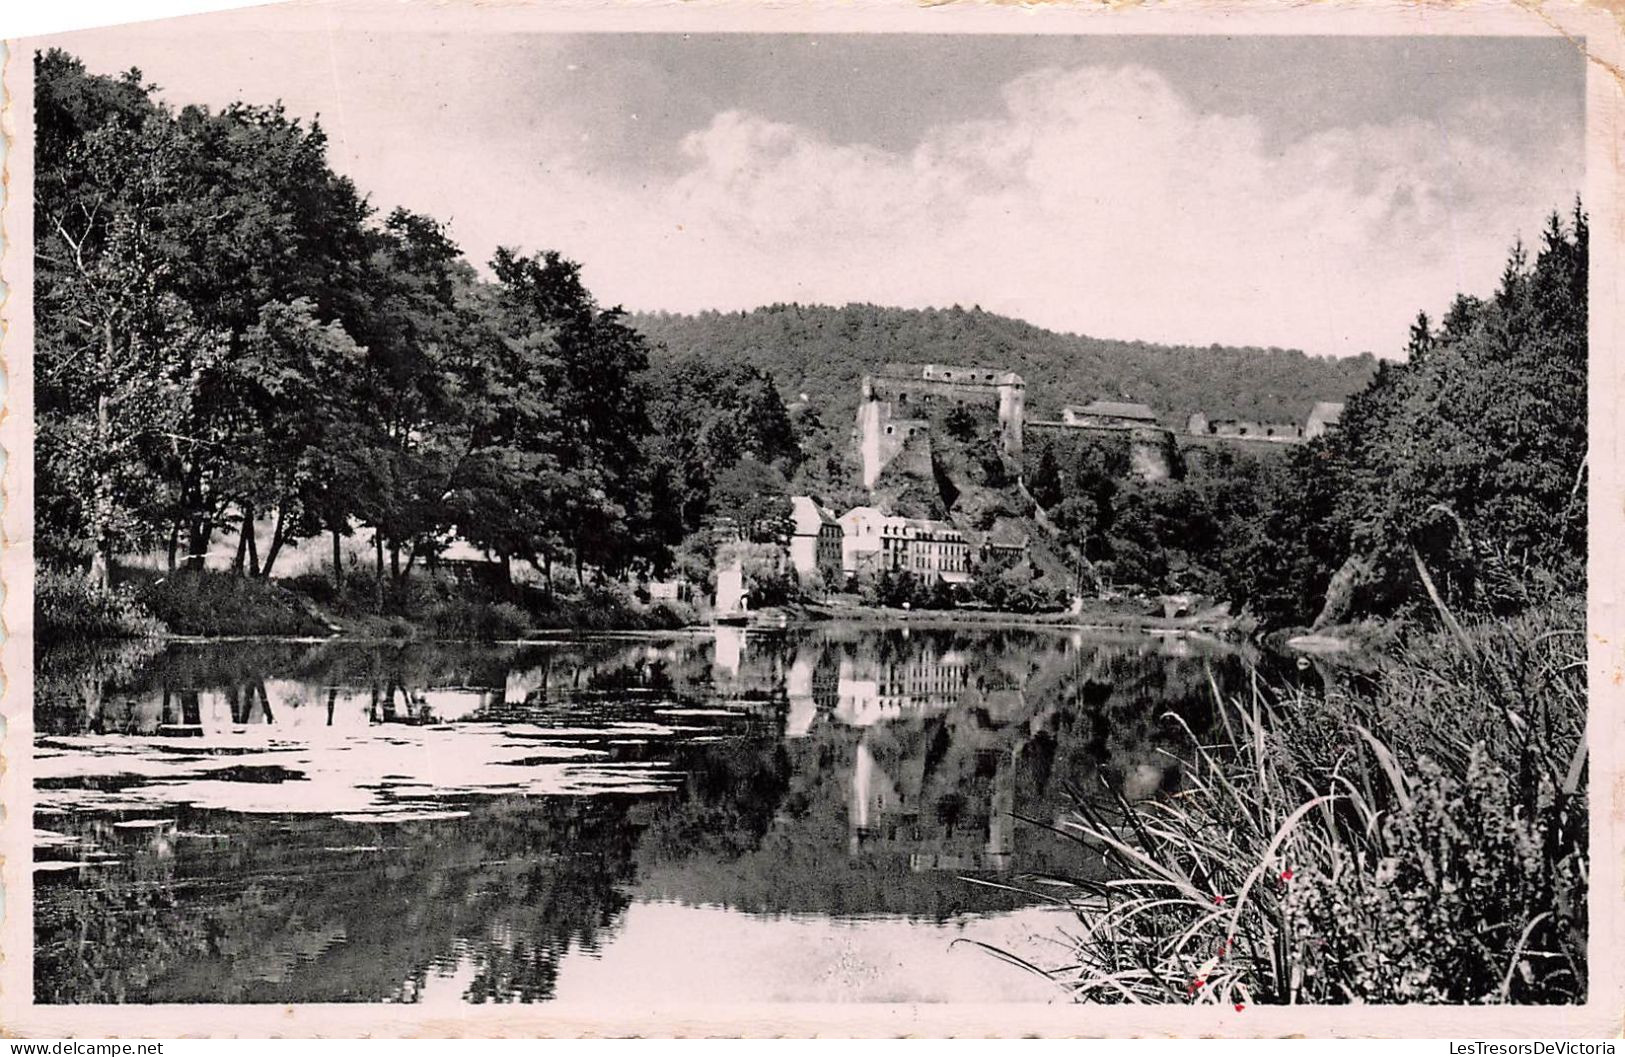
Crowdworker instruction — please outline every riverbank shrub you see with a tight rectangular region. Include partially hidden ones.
[283,567,698,637]
[134,570,333,638]
[425,598,529,641]
[36,568,167,643]
[990,596,1585,1004]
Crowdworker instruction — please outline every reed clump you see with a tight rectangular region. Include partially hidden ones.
[985,598,1586,1005]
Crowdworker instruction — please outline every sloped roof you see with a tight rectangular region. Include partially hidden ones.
[1071,400,1158,421]
[790,495,838,535]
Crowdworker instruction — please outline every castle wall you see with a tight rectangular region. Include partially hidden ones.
[1027,420,1180,483]
[856,393,932,489]
[1128,426,1179,482]
[998,383,1025,459]
[859,368,1026,489]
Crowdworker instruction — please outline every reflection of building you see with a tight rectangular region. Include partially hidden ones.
[848,737,1015,873]
[713,625,745,678]
[835,650,970,725]
[786,646,842,737]
[789,496,843,582]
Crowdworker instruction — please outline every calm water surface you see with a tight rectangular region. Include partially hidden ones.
[34,624,1252,1004]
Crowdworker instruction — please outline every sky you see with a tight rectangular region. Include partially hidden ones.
[42,16,1586,357]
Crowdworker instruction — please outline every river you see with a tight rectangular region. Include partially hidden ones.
[33,624,1256,1004]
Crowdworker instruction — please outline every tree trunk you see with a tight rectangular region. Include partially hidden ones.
[258,506,286,580]
[89,540,111,590]
[374,533,386,612]
[1311,553,1374,631]
[390,542,402,584]
[332,526,345,589]
[88,324,114,590]
[542,552,554,603]
[246,504,261,578]
[232,506,251,575]
[186,517,212,571]
[167,521,180,574]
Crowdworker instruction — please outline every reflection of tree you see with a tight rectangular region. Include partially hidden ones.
[35,797,643,1003]
[35,639,166,734]
[639,736,793,864]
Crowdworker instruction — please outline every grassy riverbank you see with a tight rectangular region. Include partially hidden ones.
[986,595,1587,1004]
[42,566,1220,645]
[36,566,698,645]
[804,598,1253,637]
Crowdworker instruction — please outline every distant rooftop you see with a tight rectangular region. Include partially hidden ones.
[1069,400,1159,422]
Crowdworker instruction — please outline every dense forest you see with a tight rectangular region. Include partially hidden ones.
[630,304,1380,429]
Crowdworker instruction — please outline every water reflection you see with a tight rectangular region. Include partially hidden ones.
[34,625,1251,1004]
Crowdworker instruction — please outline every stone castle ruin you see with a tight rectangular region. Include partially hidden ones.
[855,361,1345,492]
[856,364,1025,488]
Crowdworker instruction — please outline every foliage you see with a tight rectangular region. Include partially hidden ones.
[134,570,331,638]
[425,599,530,642]
[968,553,1069,613]
[643,360,801,538]
[987,599,1586,1004]
[708,457,793,542]
[630,304,1379,468]
[35,567,167,643]
[1250,207,1588,626]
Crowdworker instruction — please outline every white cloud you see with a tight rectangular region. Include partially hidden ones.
[510,63,1577,357]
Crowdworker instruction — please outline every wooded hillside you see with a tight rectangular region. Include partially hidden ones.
[629,304,1380,428]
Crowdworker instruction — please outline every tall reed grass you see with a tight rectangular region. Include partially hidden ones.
[978,598,1587,1004]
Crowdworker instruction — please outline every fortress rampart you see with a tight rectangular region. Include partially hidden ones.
[856,362,1338,491]
[857,364,1025,489]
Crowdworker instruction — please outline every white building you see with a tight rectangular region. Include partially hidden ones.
[789,496,843,582]
[1306,401,1346,440]
[837,507,972,583]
